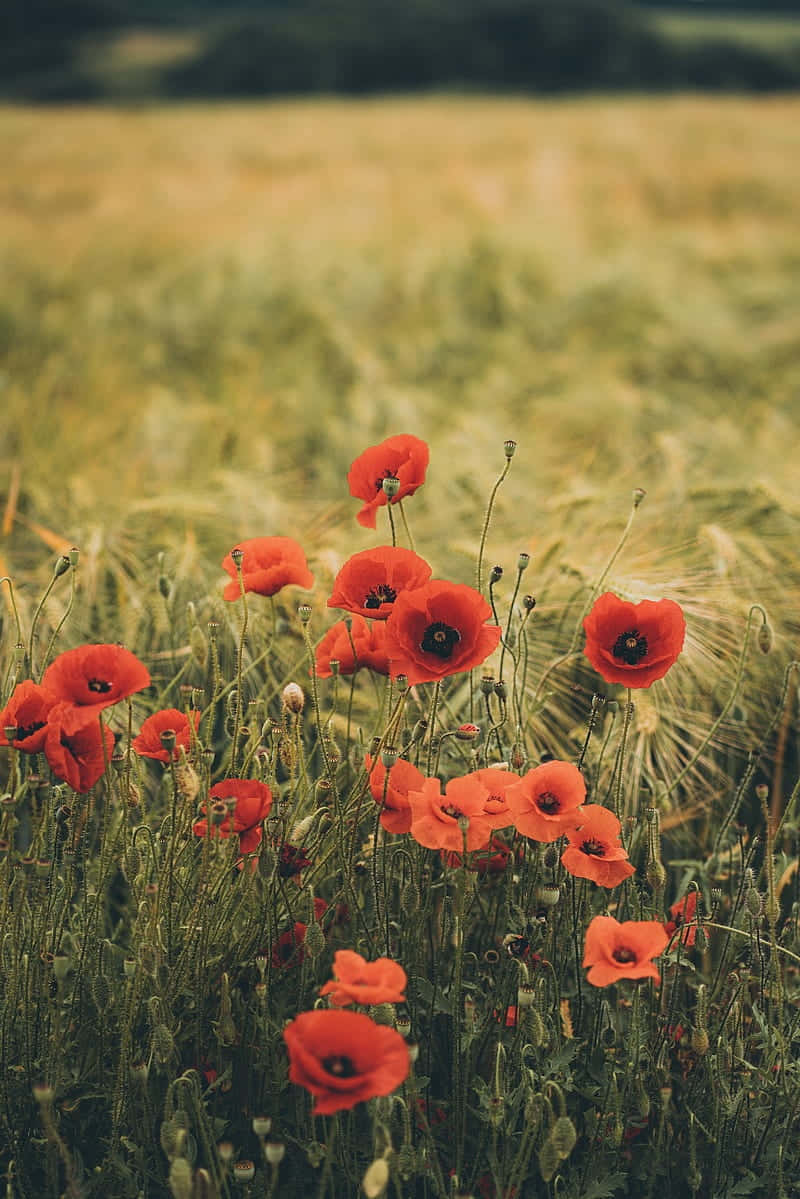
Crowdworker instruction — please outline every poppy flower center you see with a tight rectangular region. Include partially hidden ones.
[611,629,648,665]
[580,838,606,857]
[364,583,397,610]
[506,936,529,959]
[441,804,464,820]
[612,946,636,964]
[322,1054,358,1078]
[87,678,113,694]
[374,471,399,493]
[16,721,45,741]
[421,622,461,659]
[537,791,560,813]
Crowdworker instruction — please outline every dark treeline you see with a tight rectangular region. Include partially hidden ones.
[2,0,800,101]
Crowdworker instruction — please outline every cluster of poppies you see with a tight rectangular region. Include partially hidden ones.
[0,644,151,792]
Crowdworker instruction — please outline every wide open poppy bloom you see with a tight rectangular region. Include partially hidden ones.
[364,752,426,835]
[193,779,273,854]
[0,680,58,754]
[132,708,201,763]
[221,536,314,602]
[582,592,686,689]
[665,891,699,948]
[315,616,390,678]
[319,950,407,1007]
[283,1009,410,1114]
[44,703,116,792]
[327,546,432,621]
[42,644,151,734]
[384,580,501,686]
[561,805,635,888]
[583,915,669,986]
[506,760,586,843]
[347,434,429,530]
[407,774,497,853]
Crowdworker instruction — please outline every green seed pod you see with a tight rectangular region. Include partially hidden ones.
[646,858,667,891]
[550,1116,577,1160]
[168,1157,193,1199]
[152,1024,176,1065]
[303,921,325,960]
[538,1136,562,1183]
[369,1003,395,1026]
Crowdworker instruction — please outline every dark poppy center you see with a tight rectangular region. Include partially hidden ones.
[580,838,606,857]
[322,1054,358,1078]
[421,622,461,659]
[364,583,397,610]
[16,721,45,742]
[612,946,636,964]
[87,678,113,694]
[441,804,463,820]
[506,936,529,959]
[537,791,560,813]
[611,629,648,665]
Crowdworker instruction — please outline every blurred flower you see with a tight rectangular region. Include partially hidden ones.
[193,779,273,854]
[271,899,328,969]
[347,434,429,529]
[582,592,686,689]
[221,536,313,601]
[506,760,586,842]
[319,950,407,1006]
[665,891,699,948]
[328,545,432,620]
[561,805,635,888]
[385,580,501,686]
[277,843,313,879]
[42,644,151,733]
[44,704,115,792]
[583,915,669,986]
[315,616,390,678]
[0,680,57,753]
[364,752,426,835]
[132,708,200,763]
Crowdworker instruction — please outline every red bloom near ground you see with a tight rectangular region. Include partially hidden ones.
[364,753,426,835]
[347,434,429,529]
[583,915,669,986]
[43,704,115,792]
[283,1009,410,1114]
[384,580,501,686]
[221,536,314,601]
[506,759,586,843]
[319,950,407,1006]
[193,779,273,854]
[315,616,390,678]
[582,591,686,689]
[0,680,57,754]
[327,546,432,620]
[271,899,328,968]
[42,644,151,734]
[407,774,497,853]
[561,805,635,888]
[132,708,201,763]
[442,834,514,875]
[665,891,699,948]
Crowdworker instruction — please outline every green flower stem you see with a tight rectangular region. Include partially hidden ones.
[397,498,415,553]
[568,491,643,655]
[230,561,249,771]
[425,680,442,776]
[40,562,77,677]
[476,452,513,598]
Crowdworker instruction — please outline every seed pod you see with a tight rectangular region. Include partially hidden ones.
[369,1003,395,1026]
[646,859,667,891]
[190,625,208,667]
[252,1115,271,1138]
[233,1161,255,1183]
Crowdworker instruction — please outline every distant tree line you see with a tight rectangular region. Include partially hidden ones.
[2,0,799,101]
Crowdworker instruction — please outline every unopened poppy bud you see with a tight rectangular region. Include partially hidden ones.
[362,1157,390,1198]
[455,723,480,742]
[297,604,312,625]
[480,675,495,696]
[757,620,772,654]
[265,1141,285,1165]
[381,745,399,769]
[68,546,80,567]
[152,1024,175,1064]
[401,879,420,917]
[550,1115,577,1159]
[304,921,325,959]
[190,625,208,667]
[230,547,245,568]
[54,555,70,578]
[691,1028,709,1055]
[745,885,762,918]
[158,574,171,599]
[538,1136,561,1182]
[168,1158,193,1199]
[282,683,305,714]
[517,553,530,573]
[646,859,667,891]
[543,846,559,869]
[632,487,646,508]
[381,475,400,498]
[490,565,503,584]
[252,1115,271,1137]
[233,1160,255,1183]
[510,743,525,770]
[503,439,517,459]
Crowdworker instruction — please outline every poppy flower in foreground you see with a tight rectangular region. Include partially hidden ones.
[43,704,116,793]
[506,759,586,843]
[407,774,497,853]
[582,592,686,689]
[193,779,273,854]
[327,545,432,620]
[665,891,700,948]
[365,752,426,835]
[0,680,58,754]
[319,950,407,1007]
[283,1009,410,1114]
[583,915,669,986]
[221,536,314,602]
[42,644,151,734]
[347,433,429,530]
[561,805,635,888]
[132,708,201,763]
[384,580,501,686]
[315,616,390,678]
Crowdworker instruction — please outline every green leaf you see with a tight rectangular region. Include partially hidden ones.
[581,1172,628,1198]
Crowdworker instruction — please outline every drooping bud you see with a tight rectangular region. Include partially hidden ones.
[282,683,305,714]
[362,1158,390,1198]
[455,723,480,742]
[757,620,772,655]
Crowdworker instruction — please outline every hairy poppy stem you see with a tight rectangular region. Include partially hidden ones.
[230,561,249,771]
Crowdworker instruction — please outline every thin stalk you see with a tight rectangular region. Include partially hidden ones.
[230,561,249,771]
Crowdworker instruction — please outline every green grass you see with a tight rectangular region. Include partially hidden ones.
[649,6,800,49]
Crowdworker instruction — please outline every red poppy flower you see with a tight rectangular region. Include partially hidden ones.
[665,891,699,948]
[315,616,390,678]
[347,434,429,530]
[271,899,328,969]
[442,833,514,874]
[41,644,151,734]
[407,774,497,853]
[582,592,686,689]
[319,950,407,1007]
[561,805,635,888]
[193,779,273,854]
[283,1009,410,1114]
[583,915,669,986]
[132,708,201,763]
[328,546,433,621]
[506,760,586,843]
[384,581,501,686]
[221,536,314,602]
[43,703,115,792]
[365,752,426,835]
[0,680,57,754]
[277,844,313,879]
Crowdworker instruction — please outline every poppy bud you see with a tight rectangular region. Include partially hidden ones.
[304,921,325,960]
[381,476,400,498]
[369,1003,395,1026]
[233,1160,255,1183]
[91,974,110,1010]
[543,846,559,869]
[265,1142,285,1165]
[691,1028,709,1055]
[168,1158,193,1199]
[757,620,772,654]
[550,1115,577,1159]
[190,625,208,668]
[455,723,480,742]
[503,440,517,459]
[152,1024,176,1065]
[158,574,171,599]
[401,880,420,917]
[538,1136,561,1182]
[745,885,763,918]
[646,859,667,891]
[362,1158,390,1198]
